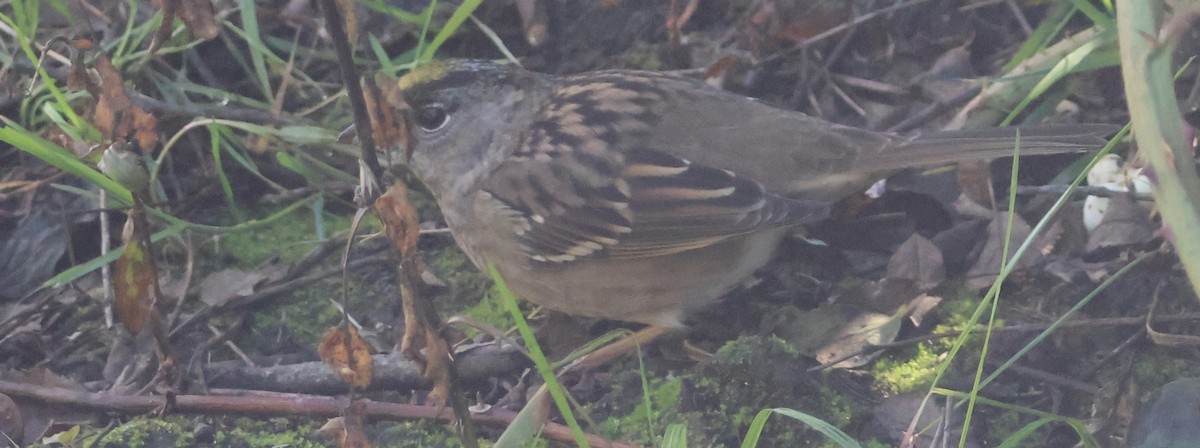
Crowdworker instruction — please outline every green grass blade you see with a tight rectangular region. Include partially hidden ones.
[0,121,133,204]
[1003,1,1075,72]
[739,408,861,448]
[959,133,1023,446]
[494,384,551,448]
[996,417,1054,448]
[488,262,591,448]
[419,0,482,62]
[660,423,688,448]
[980,251,1151,389]
[234,0,273,100]
[209,125,247,222]
[42,219,188,289]
[1067,0,1115,30]
[360,0,428,24]
[1001,36,1104,126]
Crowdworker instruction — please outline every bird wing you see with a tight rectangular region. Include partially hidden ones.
[479,74,827,263]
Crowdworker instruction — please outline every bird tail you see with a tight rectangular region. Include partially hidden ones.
[854,124,1120,173]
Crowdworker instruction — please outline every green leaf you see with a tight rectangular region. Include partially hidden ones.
[419,0,483,61]
[660,424,688,448]
[739,408,861,448]
[277,125,338,145]
[489,262,591,448]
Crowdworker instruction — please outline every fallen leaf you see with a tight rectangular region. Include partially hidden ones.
[374,183,420,257]
[198,269,267,307]
[317,403,372,448]
[41,425,79,446]
[318,326,374,389]
[0,369,97,444]
[931,217,989,269]
[766,302,903,369]
[835,277,922,315]
[495,384,552,447]
[362,75,409,156]
[90,54,159,151]
[815,308,900,369]
[887,233,946,291]
[0,393,23,446]
[874,393,979,447]
[1085,193,1156,254]
[1090,367,1136,444]
[150,0,219,56]
[955,160,994,209]
[113,203,158,335]
[966,211,1038,291]
[906,294,942,327]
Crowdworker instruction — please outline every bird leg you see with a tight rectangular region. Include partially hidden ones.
[564,326,673,372]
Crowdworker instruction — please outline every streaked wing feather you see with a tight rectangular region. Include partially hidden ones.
[484,145,827,262]
[482,75,829,263]
[610,149,827,258]
[482,150,634,263]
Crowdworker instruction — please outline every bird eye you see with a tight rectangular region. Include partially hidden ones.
[414,104,450,132]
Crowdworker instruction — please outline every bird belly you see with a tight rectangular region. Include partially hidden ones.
[500,229,787,327]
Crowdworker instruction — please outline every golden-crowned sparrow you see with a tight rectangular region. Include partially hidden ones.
[383,59,1114,328]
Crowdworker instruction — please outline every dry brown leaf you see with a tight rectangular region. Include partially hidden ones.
[955,160,994,209]
[111,200,177,385]
[65,39,95,91]
[318,326,374,389]
[815,307,899,369]
[702,54,741,89]
[1089,371,1137,444]
[113,202,159,335]
[316,410,372,444]
[887,233,946,291]
[966,211,1039,291]
[0,369,100,444]
[834,277,922,315]
[150,0,219,56]
[422,329,453,408]
[375,181,455,408]
[0,393,22,446]
[1085,193,1156,254]
[90,54,159,151]
[198,269,268,307]
[360,78,408,156]
[905,294,942,327]
[375,182,420,258]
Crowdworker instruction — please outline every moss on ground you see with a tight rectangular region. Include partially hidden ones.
[53,415,327,448]
[425,245,497,323]
[871,343,941,395]
[676,335,867,447]
[597,374,685,444]
[217,205,370,267]
[369,420,463,447]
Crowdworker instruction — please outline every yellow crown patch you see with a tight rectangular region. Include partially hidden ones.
[396,61,448,91]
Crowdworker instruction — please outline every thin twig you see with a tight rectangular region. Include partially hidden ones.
[1014,185,1155,200]
[170,251,392,338]
[0,380,636,448]
[809,311,1200,372]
